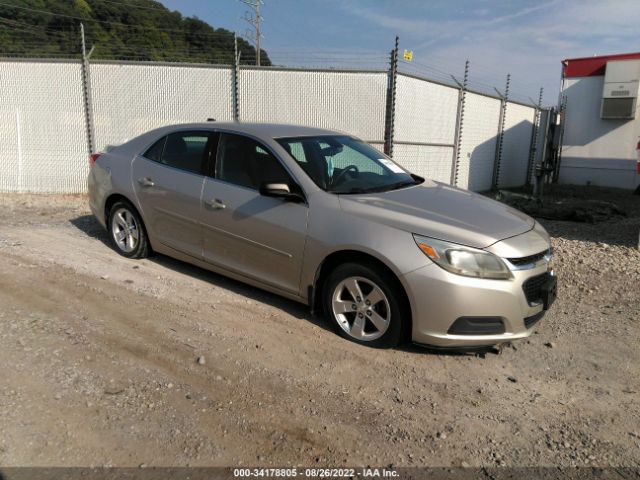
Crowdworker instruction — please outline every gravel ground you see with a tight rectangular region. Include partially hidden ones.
[0,186,638,468]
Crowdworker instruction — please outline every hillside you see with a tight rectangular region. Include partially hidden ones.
[0,0,271,65]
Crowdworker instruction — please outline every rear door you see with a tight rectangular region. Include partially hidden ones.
[199,132,309,295]
[132,130,216,258]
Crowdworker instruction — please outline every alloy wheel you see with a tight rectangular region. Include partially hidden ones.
[111,207,140,253]
[331,276,391,341]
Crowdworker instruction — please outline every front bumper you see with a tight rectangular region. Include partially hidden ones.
[402,261,553,348]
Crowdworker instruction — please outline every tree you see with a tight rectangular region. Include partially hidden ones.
[0,0,271,65]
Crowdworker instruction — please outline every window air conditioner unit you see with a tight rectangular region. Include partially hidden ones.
[601,59,640,119]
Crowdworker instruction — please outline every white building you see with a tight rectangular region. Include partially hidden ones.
[560,52,640,190]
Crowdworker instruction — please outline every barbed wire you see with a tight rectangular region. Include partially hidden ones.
[402,48,547,91]
[0,11,546,103]
[397,60,541,106]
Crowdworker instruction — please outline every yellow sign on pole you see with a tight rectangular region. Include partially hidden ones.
[403,49,413,62]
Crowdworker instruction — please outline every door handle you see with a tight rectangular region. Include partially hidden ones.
[206,198,226,210]
[137,177,155,187]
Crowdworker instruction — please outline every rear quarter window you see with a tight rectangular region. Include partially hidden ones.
[143,137,166,162]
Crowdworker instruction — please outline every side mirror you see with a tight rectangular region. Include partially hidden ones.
[259,182,304,202]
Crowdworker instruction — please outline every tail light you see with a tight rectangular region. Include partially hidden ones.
[89,153,101,167]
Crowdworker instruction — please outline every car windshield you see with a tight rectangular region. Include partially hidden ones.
[276,135,422,194]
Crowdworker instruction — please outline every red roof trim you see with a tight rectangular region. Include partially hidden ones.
[563,52,640,78]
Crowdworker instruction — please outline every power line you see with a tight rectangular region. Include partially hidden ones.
[0,15,77,36]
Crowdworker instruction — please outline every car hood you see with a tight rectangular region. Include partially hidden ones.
[338,180,535,249]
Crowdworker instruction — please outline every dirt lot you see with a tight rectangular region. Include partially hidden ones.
[0,186,639,468]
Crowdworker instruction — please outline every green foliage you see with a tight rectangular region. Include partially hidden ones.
[0,0,270,65]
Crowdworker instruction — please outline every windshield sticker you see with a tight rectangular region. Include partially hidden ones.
[379,158,405,174]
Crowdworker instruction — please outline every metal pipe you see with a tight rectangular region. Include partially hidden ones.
[526,87,544,187]
[384,36,399,158]
[491,73,510,190]
[80,23,95,155]
[450,60,469,186]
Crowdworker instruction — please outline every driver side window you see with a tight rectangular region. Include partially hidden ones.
[216,133,293,190]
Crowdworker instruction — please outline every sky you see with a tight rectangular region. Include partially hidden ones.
[159,0,640,106]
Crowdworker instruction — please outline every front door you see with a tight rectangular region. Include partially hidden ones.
[200,133,308,295]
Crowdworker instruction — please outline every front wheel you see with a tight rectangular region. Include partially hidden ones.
[323,263,407,348]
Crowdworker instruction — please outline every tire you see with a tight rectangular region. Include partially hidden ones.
[107,200,150,259]
[322,262,407,348]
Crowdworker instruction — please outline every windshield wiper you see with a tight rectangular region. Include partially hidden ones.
[335,182,415,195]
[334,177,423,195]
[364,180,420,193]
[386,180,419,191]
[335,187,371,194]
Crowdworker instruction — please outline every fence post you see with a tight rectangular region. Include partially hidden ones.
[526,87,544,187]
[233,34,241,122]
[491,73,510,190]
[80,23,95,155]
[553,95,567,183]
[383,36,399,157]
[450,60,469,186]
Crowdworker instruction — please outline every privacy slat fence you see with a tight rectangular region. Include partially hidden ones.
[239,68,388,143]
[90,62,234,154]
[0,60,88,193]
[0,58,546,194]
[393,75,459,184]
[458,93,502,192]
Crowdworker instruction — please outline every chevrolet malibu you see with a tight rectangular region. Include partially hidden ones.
[88,123,557,349]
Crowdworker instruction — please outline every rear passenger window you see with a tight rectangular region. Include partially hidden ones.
[143,131,212,175]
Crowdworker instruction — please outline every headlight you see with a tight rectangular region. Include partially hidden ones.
[413,234,512,280]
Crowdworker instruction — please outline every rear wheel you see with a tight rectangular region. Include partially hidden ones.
[323,263,406,348]
[108,201,149,259]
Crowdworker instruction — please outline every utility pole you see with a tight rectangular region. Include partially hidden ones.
[241,0,263,66]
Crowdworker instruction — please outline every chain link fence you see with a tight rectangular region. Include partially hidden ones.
[0,55,548,194]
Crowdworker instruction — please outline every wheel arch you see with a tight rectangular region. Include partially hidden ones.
[310,249,412,341]
[104,193,135,220]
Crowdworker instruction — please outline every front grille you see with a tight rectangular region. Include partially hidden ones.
[508,249,549,266]
[522,272,550,304]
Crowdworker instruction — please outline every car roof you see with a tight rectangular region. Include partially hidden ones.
[159,122,345,139]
